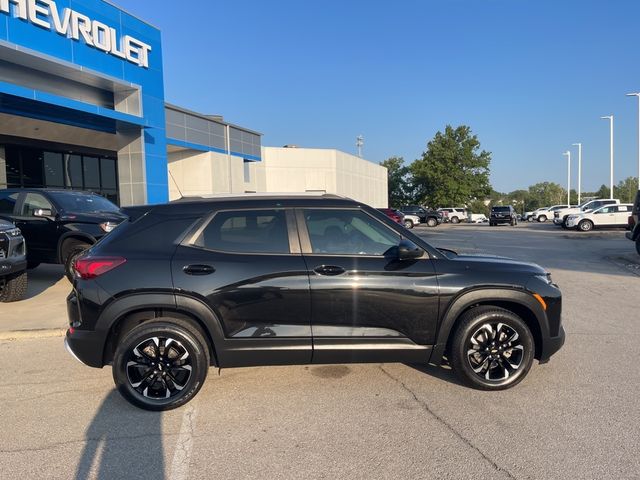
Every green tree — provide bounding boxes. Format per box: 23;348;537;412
410;125;492;207
526;182;566;209
614;177;639;203
380;156;412;207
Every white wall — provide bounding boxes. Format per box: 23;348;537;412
168;149;247;200
252;147;388;208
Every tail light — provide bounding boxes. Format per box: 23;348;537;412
74;256;126;279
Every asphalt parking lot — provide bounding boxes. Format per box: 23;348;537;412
0;222;638;479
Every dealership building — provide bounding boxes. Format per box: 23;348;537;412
0;0;386;207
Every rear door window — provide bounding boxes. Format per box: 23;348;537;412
195;209;291;254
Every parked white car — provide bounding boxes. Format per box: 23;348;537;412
468;213;488;223
402;213;420;229
566;204;633;231
437;207;467;224
533;204;570;223
553;199;620;227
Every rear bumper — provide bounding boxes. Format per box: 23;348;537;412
65;329;104;368
490;217;513;224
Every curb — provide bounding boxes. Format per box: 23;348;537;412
0;328;66;341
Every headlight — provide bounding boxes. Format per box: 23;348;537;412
3;228;22;237
534;273;554;285
99;222;119;233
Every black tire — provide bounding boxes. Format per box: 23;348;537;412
561;216;569;229
538;215;547;223
511;218;516;226
0;271;28;302
404;219;414;229
578;220;593;232
449;306;534;390
426;217;438;227
451;216;460;224
636;238;640;256
27;261;40;270
527;217;533;223
61;239;91;282
113;318;210;411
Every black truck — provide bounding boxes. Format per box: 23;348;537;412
0;219;27;302
0;189;127;279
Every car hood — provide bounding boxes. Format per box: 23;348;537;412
59;211;128;223
438;249;546;275
0;219;16;231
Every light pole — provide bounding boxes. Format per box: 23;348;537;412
600;115;614;197
563;151;571;206
572;143;582;204
626;93;640;190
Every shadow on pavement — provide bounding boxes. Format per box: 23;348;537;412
24;265;65;299
405;361;465;388
75;390;165;480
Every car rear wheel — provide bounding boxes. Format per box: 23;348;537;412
61;239;91;282
449;306;534;390
0;271;28;302
578;219;593;232
451;216;460;224
404;219;414;229
538;215;547;222
527;217;533;222
113;319;210;411
426;217;438;227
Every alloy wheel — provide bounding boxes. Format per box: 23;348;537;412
125;336;193;400
466;322;524;381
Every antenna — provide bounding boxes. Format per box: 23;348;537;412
356;135;364;158
168;169;184;200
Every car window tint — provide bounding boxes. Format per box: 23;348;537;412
303;209;400;255
20;193;53;216
0;191;19;214
196;209;290;254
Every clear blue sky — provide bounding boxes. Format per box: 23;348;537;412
116;0;640;193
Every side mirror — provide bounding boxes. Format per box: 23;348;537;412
397;239;423;260
33;208;53;218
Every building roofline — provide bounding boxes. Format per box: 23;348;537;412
165;103;262;136
100;0;161;30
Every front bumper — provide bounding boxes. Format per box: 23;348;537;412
539;325;566;363
0;255;26;276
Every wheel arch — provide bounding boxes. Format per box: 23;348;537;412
429;288;548;365
100;294;224;367
57;232;97;262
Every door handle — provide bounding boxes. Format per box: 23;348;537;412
183;264;215;275
314;265;346;276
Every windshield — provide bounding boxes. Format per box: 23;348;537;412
49;192;120;213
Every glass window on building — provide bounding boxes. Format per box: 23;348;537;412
2;145;119;204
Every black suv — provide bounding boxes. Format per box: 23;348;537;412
399;205;443;227
0;219;27;302
0;189;126;278
490;205;517;226
65;195;564;410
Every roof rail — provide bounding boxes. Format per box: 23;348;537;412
177;192;347;200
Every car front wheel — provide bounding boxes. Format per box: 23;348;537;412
578;220;593;232
0;271;28;302
449;306;534;390
538;215;547;222
404;219;414;229
61;239;91;282
450;216;460;224
113;319;210;411
426;217;438;227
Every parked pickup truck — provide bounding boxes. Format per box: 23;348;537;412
0;219;27;302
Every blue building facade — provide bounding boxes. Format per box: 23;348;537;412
0;0;261;205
